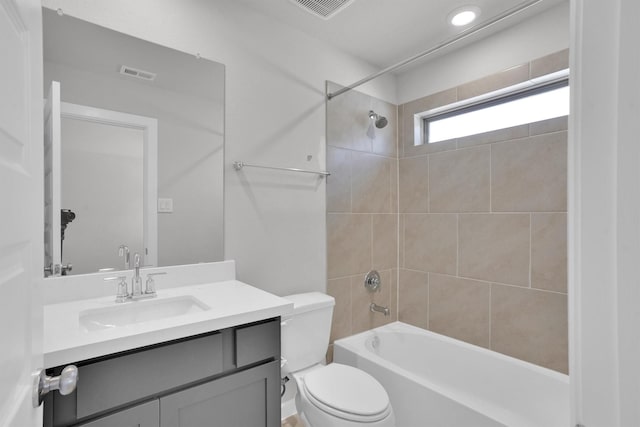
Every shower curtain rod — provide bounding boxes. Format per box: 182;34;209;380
326;0;544;100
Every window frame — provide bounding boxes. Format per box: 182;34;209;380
417;74;569;145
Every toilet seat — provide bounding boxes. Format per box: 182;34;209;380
301;363;392;423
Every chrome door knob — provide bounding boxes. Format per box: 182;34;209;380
32;365;78;407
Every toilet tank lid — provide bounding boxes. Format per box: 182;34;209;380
283;292;335;315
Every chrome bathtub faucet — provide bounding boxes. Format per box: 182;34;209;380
370;302;390;316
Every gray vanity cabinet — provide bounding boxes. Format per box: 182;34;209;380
160;360;280;427
45;318;281;427
77;401;159;427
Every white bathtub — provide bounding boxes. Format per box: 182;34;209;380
334;322;569;427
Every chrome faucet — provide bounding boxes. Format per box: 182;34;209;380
370;303;390;316
131;253;143;298
104;255;165;303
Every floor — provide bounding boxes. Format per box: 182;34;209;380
281;414;305;427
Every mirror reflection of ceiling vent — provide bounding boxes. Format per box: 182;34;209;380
290;0;356;19
119;65;156;81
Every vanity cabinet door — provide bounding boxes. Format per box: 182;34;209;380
160;360;280;427
76;332;223;419
77;400;159;427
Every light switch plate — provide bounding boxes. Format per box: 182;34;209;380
157;198;173;213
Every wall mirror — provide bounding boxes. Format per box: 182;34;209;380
42;7;225;277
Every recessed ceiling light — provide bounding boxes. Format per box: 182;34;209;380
448;6;480;27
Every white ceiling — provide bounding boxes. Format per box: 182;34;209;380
235;0;567;69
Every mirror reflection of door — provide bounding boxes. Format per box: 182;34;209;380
44;81;61;276
61;117;144;275
49;100;159;276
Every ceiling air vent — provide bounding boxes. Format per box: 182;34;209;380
119;65;156;81
290;0;356;20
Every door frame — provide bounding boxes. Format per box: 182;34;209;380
60;102;159;268
569;0;640;425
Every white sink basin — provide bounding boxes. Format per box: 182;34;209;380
80;296;210;332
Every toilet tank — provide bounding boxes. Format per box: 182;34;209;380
281;292;335;374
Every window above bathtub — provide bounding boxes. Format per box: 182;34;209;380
414;69;570;145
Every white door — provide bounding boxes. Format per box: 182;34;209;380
44;81;61;276
0;0;44;425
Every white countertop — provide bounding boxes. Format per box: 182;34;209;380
44;280;293;368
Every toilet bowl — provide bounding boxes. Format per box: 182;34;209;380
281;292;395;427
293;363;394;427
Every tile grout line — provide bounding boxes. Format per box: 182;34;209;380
348;270;353;337
370;214;373;275
489;144;492;213
394;269;567;296
395;119;401;317
427;154;431;214
426;272;430;330
348;149;353;213
329;269;396;282
400;211;567;215
389;153;392;215
456;213;460;276
529;213;532;288
489;283;492;351
400;214;404;271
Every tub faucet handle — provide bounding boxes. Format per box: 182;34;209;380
364;270;381;292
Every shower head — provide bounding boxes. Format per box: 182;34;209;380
368;110;388;129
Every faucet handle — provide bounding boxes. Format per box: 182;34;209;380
104;275;129;303
144;272;166;295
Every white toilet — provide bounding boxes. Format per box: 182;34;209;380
281;292;395;427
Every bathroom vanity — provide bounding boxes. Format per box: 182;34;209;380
44;319;280;426
42;262;292;427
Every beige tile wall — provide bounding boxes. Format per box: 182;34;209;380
326;49;569;373
326;82;399;361
396;50;569;373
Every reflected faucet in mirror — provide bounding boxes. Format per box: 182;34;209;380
118;245;130;270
